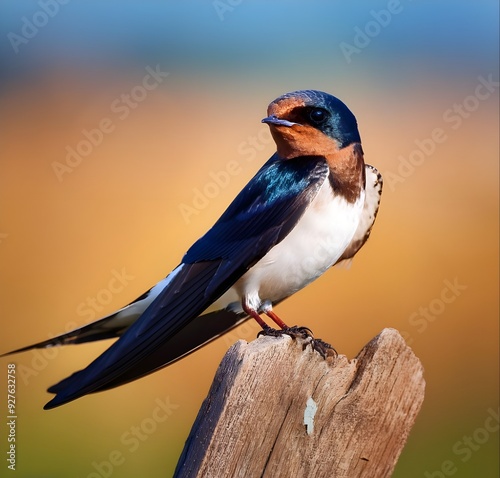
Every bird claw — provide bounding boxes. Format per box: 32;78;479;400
258;325;337;359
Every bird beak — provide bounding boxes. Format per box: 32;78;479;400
261;115;298;127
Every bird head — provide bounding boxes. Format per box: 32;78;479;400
262;90;361;159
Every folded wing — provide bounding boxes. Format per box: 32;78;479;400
44;155;329;409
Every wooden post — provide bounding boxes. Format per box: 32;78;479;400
174;328;425;478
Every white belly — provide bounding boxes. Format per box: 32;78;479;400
232;178;365;311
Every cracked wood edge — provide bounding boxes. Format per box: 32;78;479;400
174;328;425;478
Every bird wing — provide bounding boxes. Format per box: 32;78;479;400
44;155;329;409
47;307;248;394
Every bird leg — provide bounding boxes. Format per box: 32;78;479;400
242;301;273;331
241;299;337;359
242;298;289;330
263;309;289;329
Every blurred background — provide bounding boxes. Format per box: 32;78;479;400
0;1;498;476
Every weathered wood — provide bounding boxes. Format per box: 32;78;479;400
174;328;425;478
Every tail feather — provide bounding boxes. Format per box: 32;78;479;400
2;275;175;357
47;308;247;395
0;314;128;357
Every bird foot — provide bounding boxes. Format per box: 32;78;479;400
258;325;337;359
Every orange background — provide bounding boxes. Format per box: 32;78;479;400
0;2;498;477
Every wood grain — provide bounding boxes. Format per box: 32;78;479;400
174;328;425;478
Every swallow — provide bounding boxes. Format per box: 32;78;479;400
3;90;382;409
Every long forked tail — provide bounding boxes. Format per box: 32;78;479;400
1;312;130;357
1;274;176;357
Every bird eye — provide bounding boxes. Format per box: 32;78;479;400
309;108;328;124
